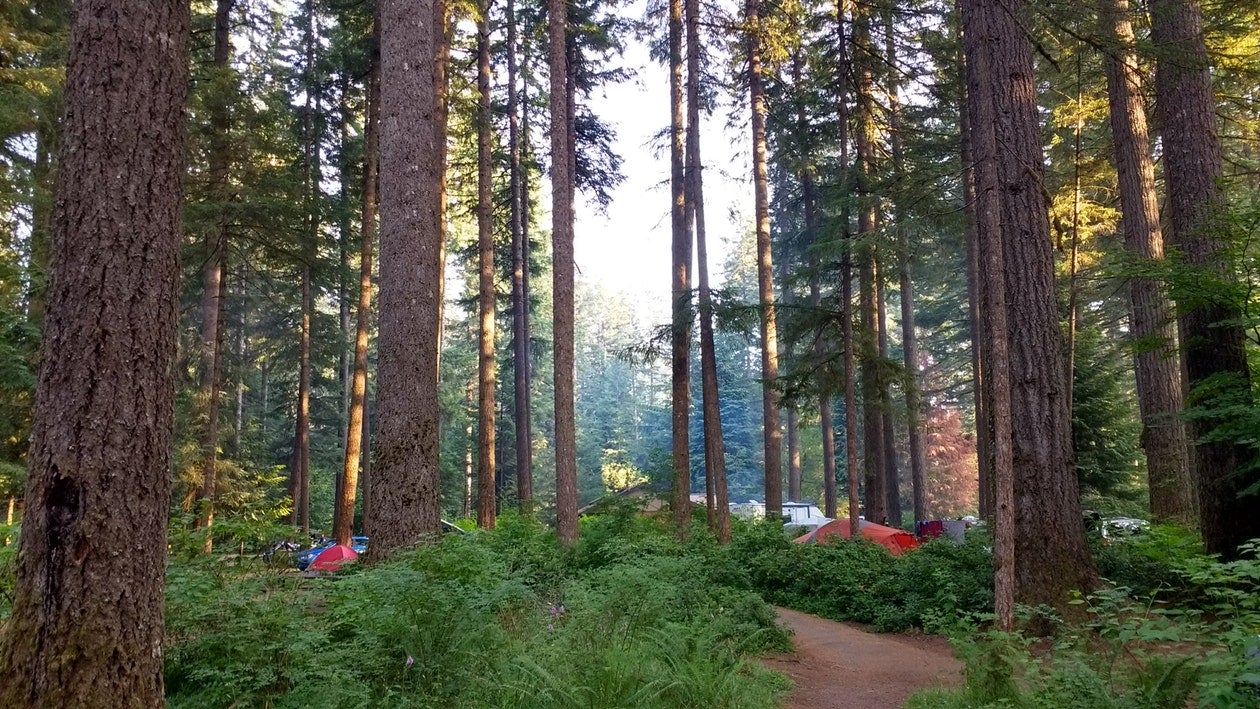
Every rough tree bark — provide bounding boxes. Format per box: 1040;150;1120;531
959;0;1016;629
686;0;731;542
967;0;1097;613
670;0;692;538
195;0;236;547
367;0;446;560
335;28;379;547
1150;0;1259;555
1100;0;1192;523
747;0;783;518
549;0;579;545
507;0;533;508
854;1;885;525
0;0;189;702
476;4;497;530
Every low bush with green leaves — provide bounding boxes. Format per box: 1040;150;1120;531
907;539;1260;708
717;518;994;633
164;514;791;707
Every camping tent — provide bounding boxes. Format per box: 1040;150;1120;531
793;518;920;556
309;543;358;571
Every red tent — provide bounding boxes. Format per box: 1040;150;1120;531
309;543;358;571
793;518;920;556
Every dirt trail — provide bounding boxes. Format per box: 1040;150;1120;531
759;607;962;709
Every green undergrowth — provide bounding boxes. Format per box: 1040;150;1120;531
906;539;1260;708
163;512;791;708
719;518;995;633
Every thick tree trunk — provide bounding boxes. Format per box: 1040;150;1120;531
1100;0;1192;523
368;0;446;559
747;0;783;518
195;0;234;548
1150;0;1259;555
669;0;692;538
0;0;189;702
959;0;1016;629
507;0;533;509
686;0;730;542
967;0;1098;613
549;0;579;545
335;32;379;547
476;6;497;530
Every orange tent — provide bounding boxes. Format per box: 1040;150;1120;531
793;518;920;556
309;543;359;571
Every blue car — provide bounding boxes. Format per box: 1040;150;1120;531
295;536;369;571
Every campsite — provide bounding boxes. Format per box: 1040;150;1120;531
3;0;1260;704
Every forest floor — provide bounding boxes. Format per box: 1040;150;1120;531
759;607;963;708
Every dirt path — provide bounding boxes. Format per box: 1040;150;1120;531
759;607;962;709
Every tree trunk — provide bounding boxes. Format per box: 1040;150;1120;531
959;0;1016;629
195;0;234;549
833;0;859;530
434;7;452;374
669;0;692;538
367;0;446;559
0;0;188;702
746;0;783;518
855;2;885;524
507;0;533;509
803;171;837;518
294;265;312;534
960;58;993;521
334;29;379;547
549;0;579;545
879;280;900;526
1150;0;1258;555
787;408;801;501
1100;0;1192;523
686;0;730;542
885;19;927;526
292;0;318;536
232;270;246;459
476;5;497;530
338;78;354;465
967;0;1098;613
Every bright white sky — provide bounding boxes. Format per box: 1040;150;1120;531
572;15;750;326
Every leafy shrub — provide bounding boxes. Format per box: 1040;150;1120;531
1092;523;1205;599
164;518;791;707
719;519;994;632
909;543;1260;708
